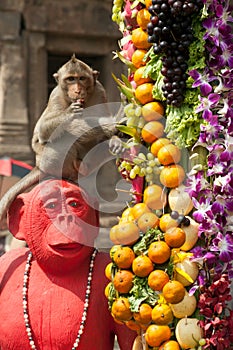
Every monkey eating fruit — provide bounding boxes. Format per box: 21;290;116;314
0;55;119;222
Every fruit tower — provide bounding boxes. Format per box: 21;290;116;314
105;1;233;349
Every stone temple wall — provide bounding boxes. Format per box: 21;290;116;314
0;0;129;250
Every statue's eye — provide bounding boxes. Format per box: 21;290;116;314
79;76;87;81
69;200;81;208
45;202;57;209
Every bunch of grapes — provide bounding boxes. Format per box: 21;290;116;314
147;0;203;107
118;151;163;184
124;103;145;129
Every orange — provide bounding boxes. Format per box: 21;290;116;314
113;246;135;269
132;255;154;277
141;121;164;143
105;262;113;280
159;340;181;350
151;303;173;325
125;319;141;332
162;280;186;304
120;207;135;222
136;8;151;30
151;138;171;157
135;83;154;105
142;101;164;122
137;212;159;233
157;144;181;165
131;202;151;219
132;49;148;68
131;27;152;50
159;213;178;232
112;221;140;245
143;184;167;210
111;297;133;321
113;269;134;294
148;241;171;264
133;303;152;324
134;66;153;86
145;324;172;347
147;269;170;291
160;164;185;188
164;227;186;248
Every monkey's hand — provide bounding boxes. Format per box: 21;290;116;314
70;99;84;115
109;135;125;155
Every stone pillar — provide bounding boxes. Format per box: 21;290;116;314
0;9;31;161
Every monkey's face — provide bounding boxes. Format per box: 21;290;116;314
63;73;95;103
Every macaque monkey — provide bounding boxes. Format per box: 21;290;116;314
0;55;118;222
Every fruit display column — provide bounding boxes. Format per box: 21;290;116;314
105;1;233;350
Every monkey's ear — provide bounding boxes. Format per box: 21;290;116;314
92;70;100;83
7;195;27;241
53;72;59;83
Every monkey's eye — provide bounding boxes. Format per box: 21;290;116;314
79;76;87;81
66;76;76;82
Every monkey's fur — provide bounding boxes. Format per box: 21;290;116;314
0;55;117;222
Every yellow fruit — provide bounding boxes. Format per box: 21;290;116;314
174;257;199;286
162;280;185;304
125;320;141;332
132;255;154;277
135;83;154;105
136;8;151;30
131;202;151;219
159;340;181;350
137;212;159;233
145;0;152;8
112;222;140;245
141;121;164;143
170;290;197;318
131;27;152;50
104;282;112;298
143;184;167;210
113;246;135;269
145;324;171;347
180;217;199;251
120;207;135;222
109;225;120;244
151;303;173;325
159;213;178;232
168;184;194;215
105;262;113;280
141;101;164;122
175;318;203;349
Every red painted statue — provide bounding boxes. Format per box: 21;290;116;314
0;179;136;349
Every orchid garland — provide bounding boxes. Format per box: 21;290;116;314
186;0;233;348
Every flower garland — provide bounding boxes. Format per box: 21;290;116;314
109;0;233;349
185;1;233;348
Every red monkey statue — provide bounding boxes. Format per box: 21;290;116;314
0;179;136;349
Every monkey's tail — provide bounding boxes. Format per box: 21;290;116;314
0;167;41;223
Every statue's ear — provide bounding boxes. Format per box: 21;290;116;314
7;194;28;241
